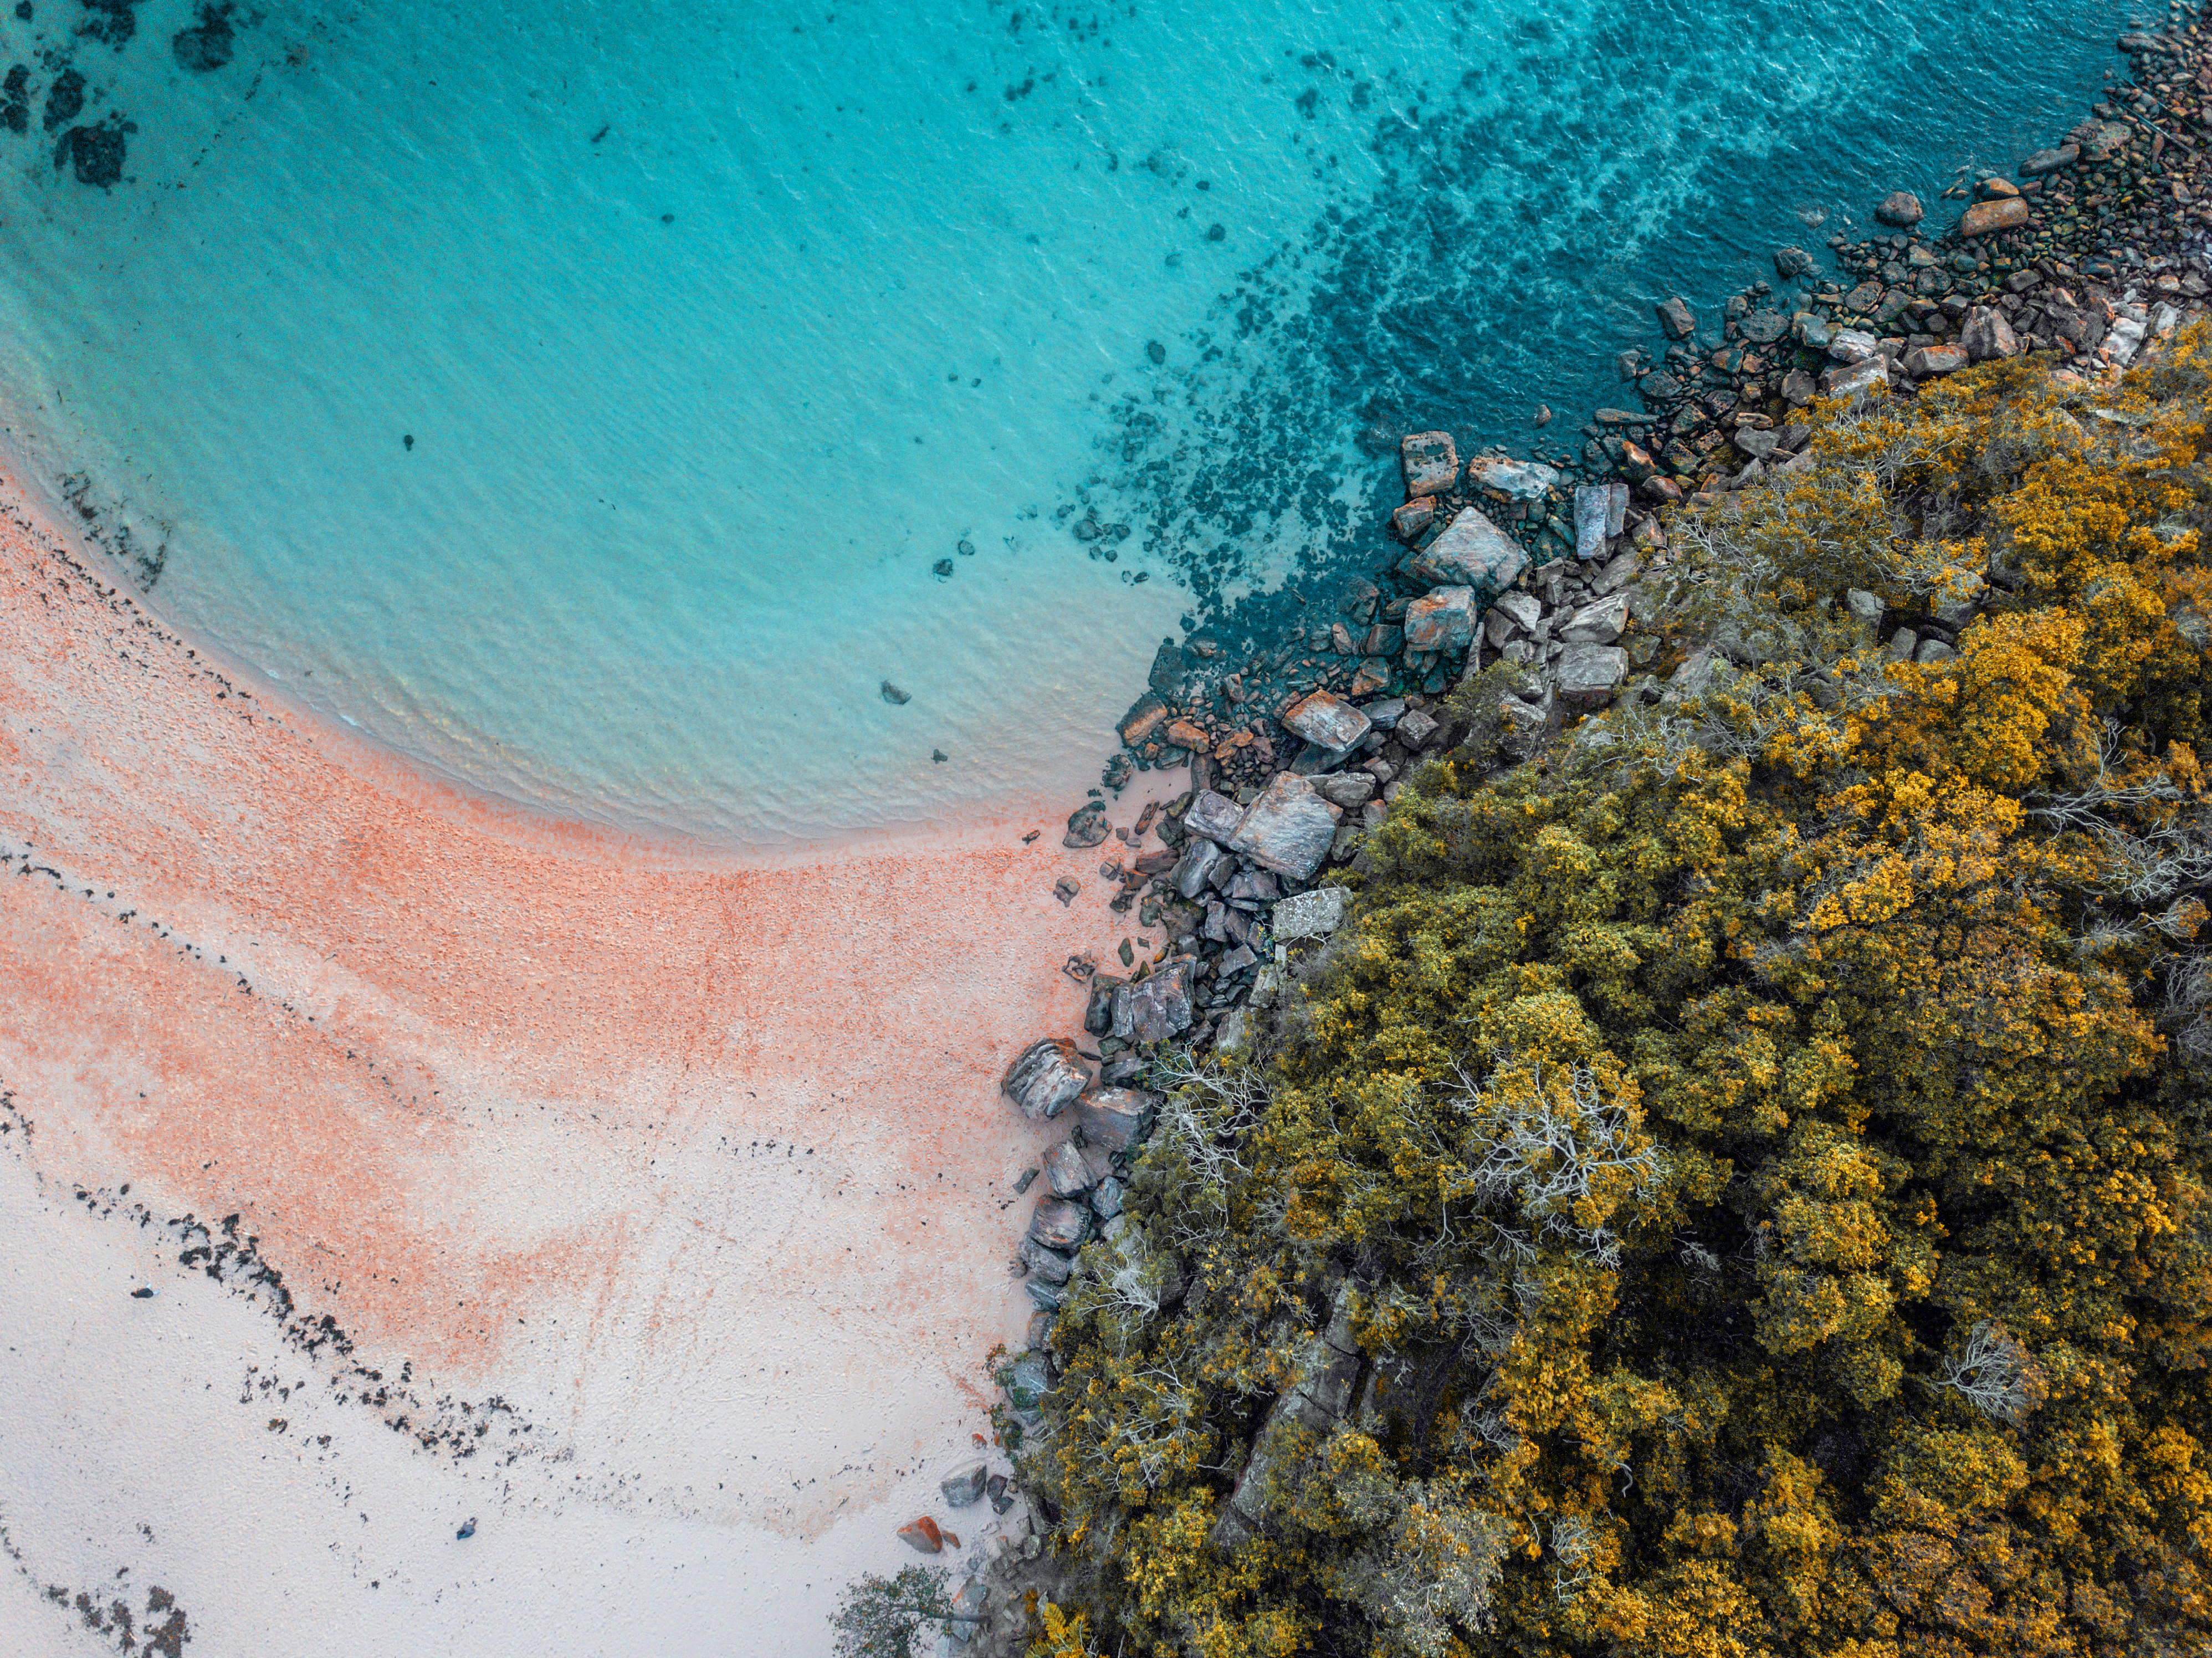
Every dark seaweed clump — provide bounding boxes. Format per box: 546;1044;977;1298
1;64;27;132
171;2;233;73
53;114;126;187
75;0;139;47
40;63;79;130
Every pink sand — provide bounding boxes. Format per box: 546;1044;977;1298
0;468;1164;1650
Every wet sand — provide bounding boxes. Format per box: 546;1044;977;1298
0;469;1159;1651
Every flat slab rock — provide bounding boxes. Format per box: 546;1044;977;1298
1181;789;1245;846
1227;773;1341;884
1403;508;1525;599
1001;1037;1092;1120
1273;885;1350;941
1280;689;1371;752
1465;457;1559;500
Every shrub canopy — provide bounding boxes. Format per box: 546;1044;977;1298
1029;336;2212;1658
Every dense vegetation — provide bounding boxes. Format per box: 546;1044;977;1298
1024;335;2212;1658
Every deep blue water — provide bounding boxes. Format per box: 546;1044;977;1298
0;0;2142;842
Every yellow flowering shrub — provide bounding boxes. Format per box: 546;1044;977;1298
1025;330;2212;1658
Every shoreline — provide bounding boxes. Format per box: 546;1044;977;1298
0;462;1186;1649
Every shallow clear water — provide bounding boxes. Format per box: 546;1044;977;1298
0;0;2139;844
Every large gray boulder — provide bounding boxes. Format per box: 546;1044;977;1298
1181;789;1245;846
1402;586;1478;652
1170;836;1232;899
1465;457;1559;500
1028;1195;1092;1253
1573;483;1627;560
1001;1038;1091;1120
1554;642;1629;707
1280;689;1371;752
1021;1237;1075;1285
1043;1139;1097;1198
1559;592;1630;645
1112;958;1196;1043
1272;886;1350;941
1227;774;1341;883
1403;508;1526;599
1074;1086;1155;1153
1960;308;2020;361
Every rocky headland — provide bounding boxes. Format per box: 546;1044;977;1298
877;13;2212;1651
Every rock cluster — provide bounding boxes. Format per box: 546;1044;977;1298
962;18;2212;1645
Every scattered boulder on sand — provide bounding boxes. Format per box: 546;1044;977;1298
1001;1038;1090;1120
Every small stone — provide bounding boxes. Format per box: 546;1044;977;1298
1112;958;1196;1043
1165;718;1210;750
1400;431;1459;498
1402;586;1478;652
1090;1176;1124;1220
1532;403;1553;426
1397;707;1441;749
1781;369;1817;406
948;1581;989;1645
1280;690;1373;752
1465;457;1561;500
940;1463;990;1508
1819;357;1890;401
1001;1038;1092;1120
1573;483;1626;561
2020;144;2079;176
897;1516;945;1554
1063;802;1110;848
1559;593;1631;645
1117;693;1170;746
1959;197;2030;238
1272;886;1350;941
1170;836;1232;899
1874;190;1923;226
1739;310;1789;345
1827;327;1880;364
1655;295;1697;338
1773;245;1816;279
880;680;912;705
1053;877;1079;905
1311;770;1376;808
1977;176;2019;199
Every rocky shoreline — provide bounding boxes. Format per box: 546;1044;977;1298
874;12;2212;1647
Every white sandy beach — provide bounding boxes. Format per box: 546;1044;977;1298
0;469;1166;1655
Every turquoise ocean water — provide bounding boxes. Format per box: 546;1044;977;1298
0;0;2142;845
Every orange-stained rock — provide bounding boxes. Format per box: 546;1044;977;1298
1960;196;2030;237
897;1516;944;1553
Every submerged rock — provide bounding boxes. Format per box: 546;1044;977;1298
1465;457;1559;500
1399;431;1459;497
